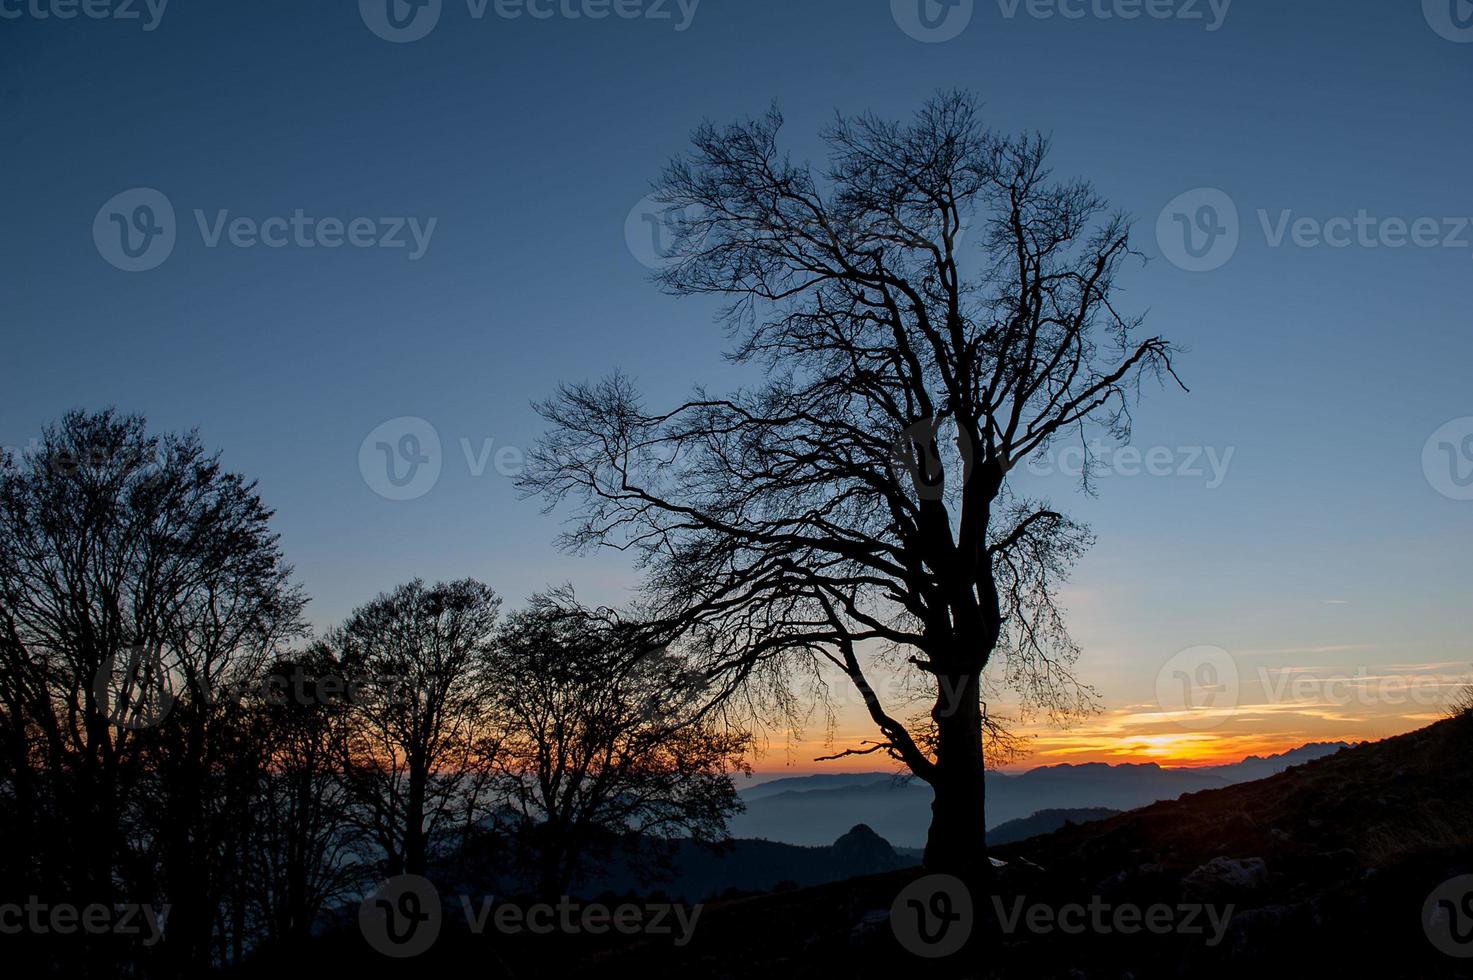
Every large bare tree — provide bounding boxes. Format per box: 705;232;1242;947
0;409;305;975
525;92;1180;877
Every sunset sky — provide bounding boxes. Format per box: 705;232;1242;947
4;1;1470;773
762;637;1471;774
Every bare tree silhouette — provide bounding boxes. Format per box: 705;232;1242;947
242;648;369;947
491;594;748;898
334;578;502;877
0;409;305;976
525;92;1181;877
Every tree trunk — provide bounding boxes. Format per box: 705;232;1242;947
405;760;428;876
922;670;988;882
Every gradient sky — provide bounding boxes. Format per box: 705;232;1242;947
3;0;1470;773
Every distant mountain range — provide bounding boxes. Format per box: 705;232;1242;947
564;808;1127;902
731;743;1351;848
572;824;911;903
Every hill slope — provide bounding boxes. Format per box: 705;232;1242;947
231;721;1467;978
985;807;1121;846
587;714;1473;978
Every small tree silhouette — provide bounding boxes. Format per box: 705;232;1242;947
491;593;748;898
334;578;502;877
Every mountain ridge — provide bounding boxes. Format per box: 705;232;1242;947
732;741;1351;847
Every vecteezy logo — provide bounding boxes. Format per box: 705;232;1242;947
359;417;442;500
1424;875;1473;957
889;417;974;502
1155;645;1239;729
1156;188;1240;272
360;875;442;958
93;188;176;272
1424;0;1473;42
624;194;705;271
1422;417;1473;501
93;643;176;730
890;874;972;957
891;0;974;42
360;0;442;42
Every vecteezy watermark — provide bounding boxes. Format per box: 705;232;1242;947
94;642;176;730
817;663;977;722
890;418;975;502
3;435;168;478
1156;653;1473;724
1423;417;1473;501
893;0;1229;42
1155;645;1239;729
359;0;700;42
1157;188;1473;272
0;898;168;946
1425;876;1473;958
626;191;941;274
459;895;702;944
991;895;1234;945
92;644;405;731
1256;209;1473;256
0;0;168;30
359;0;442;42
1156;188;1240;273
360;876;442;958
1255;665;1473;709
359;875;702;957
358;417;527;501
891;0;975;42
1025;441;1235;489
1424;0;1473;43
93;188;437;272
360;417;442;501
93;188;177;272
624;193;706;271
891;874;973;957
996;0;1231;31
888;877;1234;956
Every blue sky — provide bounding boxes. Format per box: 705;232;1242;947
3;0;1470;766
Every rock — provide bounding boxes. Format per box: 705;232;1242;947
848;908;891;946
1181;856;1269;901
1095;868;1132;898
1224;904;1297;957
1301;847;1359;875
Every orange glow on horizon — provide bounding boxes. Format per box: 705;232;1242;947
743;727;1397;779
739;681;1461;780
